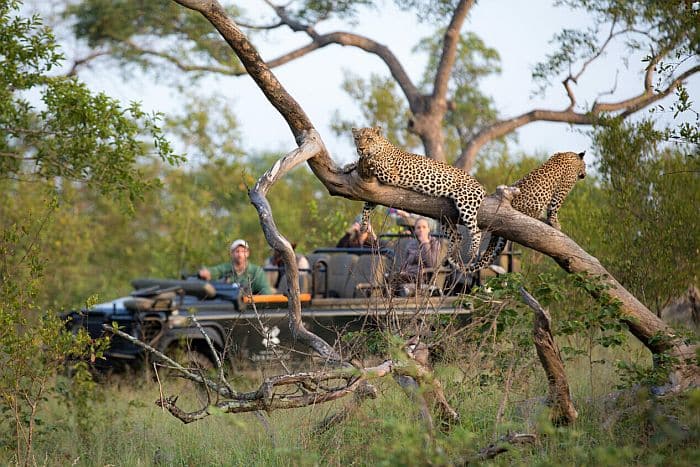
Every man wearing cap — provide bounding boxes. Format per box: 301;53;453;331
198;239;274;295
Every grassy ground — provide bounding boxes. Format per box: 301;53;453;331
2;342;699;466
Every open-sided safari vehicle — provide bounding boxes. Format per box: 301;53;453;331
64;234;520;372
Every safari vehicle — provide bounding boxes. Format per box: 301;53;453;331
64;234;520;371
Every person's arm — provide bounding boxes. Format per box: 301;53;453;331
201;262;230;280
336;233;351;248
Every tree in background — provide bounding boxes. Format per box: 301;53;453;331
588;117;699;313
0;1;173;463
60;0;698;170
135;0;698;398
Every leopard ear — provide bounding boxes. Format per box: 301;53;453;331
373;125;383;135
578;151;585;159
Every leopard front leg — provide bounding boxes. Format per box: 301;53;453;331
454;187;485;266
546;190;567;230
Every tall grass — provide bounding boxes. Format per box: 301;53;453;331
3;340;698;466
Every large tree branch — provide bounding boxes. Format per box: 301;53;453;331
455;63;700;170
432;0;474;104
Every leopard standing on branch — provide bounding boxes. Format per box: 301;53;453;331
482;151;587;267
351;126;497;273
510;151;586;230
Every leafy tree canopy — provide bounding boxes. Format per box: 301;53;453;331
1;0;178;206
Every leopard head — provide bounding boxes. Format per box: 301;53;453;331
577;151;586;179
352;126;384;157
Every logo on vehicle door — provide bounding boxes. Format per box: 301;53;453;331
262;326;280;349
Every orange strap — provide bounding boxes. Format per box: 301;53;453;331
242;293;311;304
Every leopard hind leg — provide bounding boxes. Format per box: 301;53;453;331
465;235;507;273
445;228;507;274
359;202;376;232
444;222;466;272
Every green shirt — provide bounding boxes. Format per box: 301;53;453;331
206;262;274;295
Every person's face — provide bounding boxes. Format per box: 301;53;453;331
414;220;430;241
230;246;249;267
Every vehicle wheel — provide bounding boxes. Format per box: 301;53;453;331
157;347;217;412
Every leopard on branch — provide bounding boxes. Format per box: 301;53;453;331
483;151;587;266
351;126;499;274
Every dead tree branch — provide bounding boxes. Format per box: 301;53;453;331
150;348;456;426
471;432;538;462
520;288;578;425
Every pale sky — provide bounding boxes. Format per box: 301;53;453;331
63;1;699;167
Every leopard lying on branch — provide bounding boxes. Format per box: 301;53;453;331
351;126;499;273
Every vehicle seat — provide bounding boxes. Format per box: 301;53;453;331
264;266;280;291
306;252;330;297
352;252;390;298
276;269;312;295
325;253;359;298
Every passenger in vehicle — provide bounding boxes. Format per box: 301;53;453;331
393;217;442;296
198;239;274;295
336;215;379;248
264;242;310;289
388;208;439;234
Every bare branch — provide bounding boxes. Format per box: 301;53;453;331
249;134;343;361
571;21;624;83
120;38;244;75
103;324;233;397
472;432;538;461
594;62;698;116
456;63;700;170
190;315;235;395
432;0;475;104
236;20;284;31
520;287;578;425
66;50;111;76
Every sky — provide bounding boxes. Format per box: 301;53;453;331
59;1;699;167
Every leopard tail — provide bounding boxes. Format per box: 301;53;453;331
445;231;507;274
